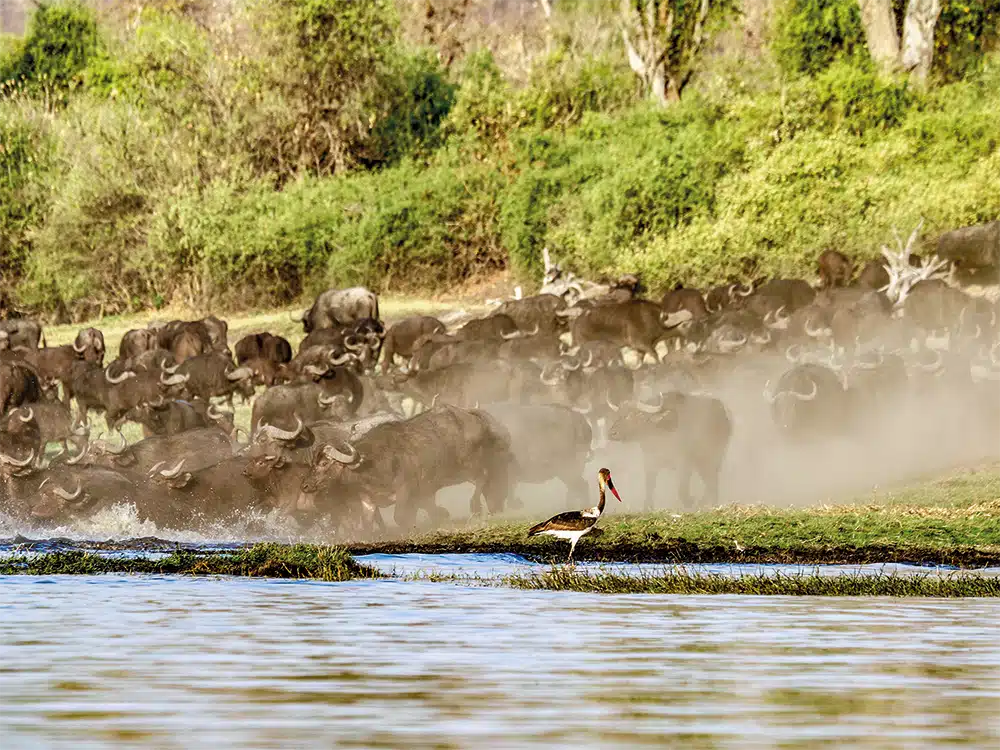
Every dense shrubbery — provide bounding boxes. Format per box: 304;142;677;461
0;0;998;317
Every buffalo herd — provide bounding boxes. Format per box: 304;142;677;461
0;248;998;536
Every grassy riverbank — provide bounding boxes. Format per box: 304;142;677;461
351;467;1000;567
0;543;382;581
502;568;1000;596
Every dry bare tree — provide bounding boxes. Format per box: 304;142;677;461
618;0;733;105
857;0;943;83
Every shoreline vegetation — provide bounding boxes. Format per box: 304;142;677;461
3;545;999;597
0;544;383;581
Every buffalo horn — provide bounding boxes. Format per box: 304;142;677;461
605;395;621;412
162;363;180;374
500;329;522;340
561;357;581;372
261;415;305;441
804;317;827;338
317;392;342;407
539;364;562;386
344;335;365;353
303;364;327;377
661;309;693;328
106;368;135;384
0;449;34;467
105;430;127;455
226;367;254;381
635;394;664;413
785;344;803;364
762;379;778;404
789;380;818;401
571;398;593;415
66;443;88;465
322;441;359;466
329;352;354;366
160;371;189;386
17;407;33;423
159;458;187;479
50;480;83;502
72;340;87;353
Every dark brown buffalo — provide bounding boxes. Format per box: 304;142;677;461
903;280;969;331
127;398;216;438
7;464;152;526
297;404;512;529
175;352;254;404
705;282;755;313
299;287;379;333
497;331;561;363
234;332;293;366
0;406;42;461
570;301;677;359
857;259;890;290
202;315;229;351
0;361;42;416
494;295;567;335
104;366;188;427
13;401;84;447
21;343;92;403
119;328;159;361
155;320;216;363
147;456;269;525
817;249;854;289
456;314;519;341
608;391;731;510
392;361;514;408
380;316;447;369
251;383;345;433
87;426;235;475
763;363;851;436
660;286;710;326
408;332;458;371
72;327;105;365
0;319;43;350
745;279;817;317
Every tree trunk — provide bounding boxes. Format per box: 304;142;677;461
900;0;942;83
857;0;900;74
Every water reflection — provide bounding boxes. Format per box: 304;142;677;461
2;575;999;748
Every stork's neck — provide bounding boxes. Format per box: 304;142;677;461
596;481;606;515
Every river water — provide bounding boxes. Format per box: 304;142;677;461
2;552;999;748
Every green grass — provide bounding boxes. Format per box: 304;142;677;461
501;568;1000;596
350;467;1000;567
0;543;382;581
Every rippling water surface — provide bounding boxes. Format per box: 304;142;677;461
2;552;999;748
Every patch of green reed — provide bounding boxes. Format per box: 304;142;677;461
503;568;1000;597
0;543;382;581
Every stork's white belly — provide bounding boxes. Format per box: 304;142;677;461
540;529;590;542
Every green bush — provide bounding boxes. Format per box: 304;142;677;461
0;102;52;285
771;0;867;76
0;2;100;97
934;0;1000;81
811;61;914;134
147;157;506;306
364;47;457;166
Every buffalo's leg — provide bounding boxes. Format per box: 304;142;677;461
700;459;722;508
641;451;657;511
677;462;694;511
